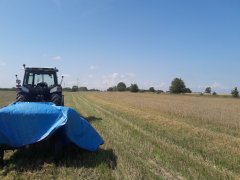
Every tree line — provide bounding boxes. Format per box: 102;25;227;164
107;78;190;94
66;77;240;98
106;78;240;98
107;82;164;93
68;86;100;92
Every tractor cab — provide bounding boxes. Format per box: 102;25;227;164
24;68;58;88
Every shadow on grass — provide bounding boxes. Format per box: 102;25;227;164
84;116;103;123
1;144;117;175
1;115;114;175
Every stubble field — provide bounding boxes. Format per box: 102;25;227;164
0;91;240;179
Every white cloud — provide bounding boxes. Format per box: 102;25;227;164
0;61;6;67
143;81;167;90
61;74;71;78
88;74;93;78
111;73;120;79
125;73;136;78
89;65;96;70
102;72;136;87
197;82;229;93
144;82;155;86
82;82;89;86
211;82;222;89
198;82;223;89
52;56;62;60
67;81;77;86
159;82;166;88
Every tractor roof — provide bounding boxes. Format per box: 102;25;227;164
25;67;59;72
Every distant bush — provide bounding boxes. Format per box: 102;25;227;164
117;82;127;91
130;84;139;93
89;89;100;92
205;87;212;94
79;87;88;91
126;87;131;91
0;88;16;91
139;90;145;93
107;86;118;92
156;90;164;94
231;87;239;98
107;87;114;92
63;87;72;92
212;92;217;96
185;88;192;93
149;87;155;92
72;86;78;92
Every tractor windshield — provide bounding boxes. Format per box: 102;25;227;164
24;72;57;87
34;74;55;87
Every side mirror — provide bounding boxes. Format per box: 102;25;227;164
60;76;64;85
16;79;21;84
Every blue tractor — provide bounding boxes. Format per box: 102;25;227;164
16;64;64;106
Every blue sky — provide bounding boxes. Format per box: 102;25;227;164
0;0;239;93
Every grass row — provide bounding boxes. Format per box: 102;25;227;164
70;92;239;179
0;91;239;179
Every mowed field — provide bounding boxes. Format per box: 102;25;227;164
1;91;240;179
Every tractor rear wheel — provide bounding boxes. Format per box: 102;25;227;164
51;94;62;106
16;94;28;102
61;95;64;106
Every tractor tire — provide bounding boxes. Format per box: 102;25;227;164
61;95;64;106
51;94;62;106
16;94;28;102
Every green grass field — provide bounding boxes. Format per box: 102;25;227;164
0;91;240;179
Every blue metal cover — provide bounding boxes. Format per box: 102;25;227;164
0;102;104;151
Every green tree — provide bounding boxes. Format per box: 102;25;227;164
130;84;139;93
205;87;212;94
185;88;192;93
149;87;155;92
117;82;127;91
169;78;186;94
107;87;114;92
231;87;239;98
